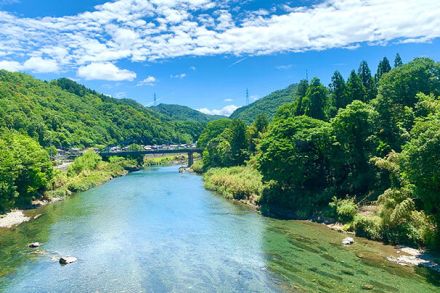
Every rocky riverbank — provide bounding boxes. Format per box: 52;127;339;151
0;211;31;228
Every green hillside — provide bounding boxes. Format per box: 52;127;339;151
0;72;199;148
230;84;298;123
151;103;224;123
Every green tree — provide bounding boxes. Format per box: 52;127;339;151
346;70;366;103
202;119;248;168
203;129;234;169
331;101;379;195
229;119;248;165
295;79;309;115
394;53;403;68
374;58;440;151
257;116;335;216
302;78;328;120
197;118;232;148
0;132;53;211
403;117;440;227
67;150;102;176
254;114;269;133
329;71;348;109
358;61;376;101
375;57;392;82
248;114;269;154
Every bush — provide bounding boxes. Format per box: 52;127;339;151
190;160;204;174
329;197;358;223
353;215;383;240
67;150;101;176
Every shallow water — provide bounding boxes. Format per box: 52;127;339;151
0;166;438;292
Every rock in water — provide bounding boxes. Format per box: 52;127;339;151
59;256;77;265
29;242;40;248
342;237;354;245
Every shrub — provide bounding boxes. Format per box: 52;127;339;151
329;197;358;223
190;160;204;174
67;150;101;176
353;215;383;240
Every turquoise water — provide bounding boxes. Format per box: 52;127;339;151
0;166;438;292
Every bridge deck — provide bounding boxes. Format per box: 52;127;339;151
100;148;202;157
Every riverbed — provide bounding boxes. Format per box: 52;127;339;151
0;166;438;292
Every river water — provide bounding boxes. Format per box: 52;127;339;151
0;166;438;292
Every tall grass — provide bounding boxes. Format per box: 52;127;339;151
203;166;263;202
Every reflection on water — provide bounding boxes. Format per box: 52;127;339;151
0;166;438;292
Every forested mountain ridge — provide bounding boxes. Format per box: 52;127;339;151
230;83;298;123
0;71;200;148
151;103;224;123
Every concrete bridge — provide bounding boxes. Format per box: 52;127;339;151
100;148;203;167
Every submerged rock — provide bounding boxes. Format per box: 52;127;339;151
29;242;41;248
59;256;77;265
342;237;354;245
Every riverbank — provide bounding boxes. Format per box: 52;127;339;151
202;165;440;274
0;151;141;229
0;211;30;229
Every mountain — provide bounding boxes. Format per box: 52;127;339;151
230;84;298;123
0;72;201;148
151;103;224;123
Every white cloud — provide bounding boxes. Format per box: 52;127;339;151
77;62;136;81
170;73;186;79
0;60;22;71
0;0;439;74
224;98;233;102
138;75;156;86
198;104;239;116
0;57;59;73
22;57;59;73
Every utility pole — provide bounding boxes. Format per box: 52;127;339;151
246;88;249;105
306;69;309;82
153;92;157;106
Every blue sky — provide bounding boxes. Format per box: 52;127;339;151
0;0;439;115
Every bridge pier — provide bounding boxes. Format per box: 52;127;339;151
187;151;194;167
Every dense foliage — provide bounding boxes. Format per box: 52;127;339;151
199;56;440;249
151;103;223;123
0;132;53;212
230;84;298;123
0;72;199;148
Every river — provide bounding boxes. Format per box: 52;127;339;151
0;166;438;292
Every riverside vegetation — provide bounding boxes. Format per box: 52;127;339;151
0;70;219;214
200;55;440;250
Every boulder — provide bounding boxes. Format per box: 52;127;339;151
29;242;40;248
342;237;354;245
59;256;77;265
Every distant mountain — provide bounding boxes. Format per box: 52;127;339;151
0;72;201;147
230;84;298;124
151;103;224;123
